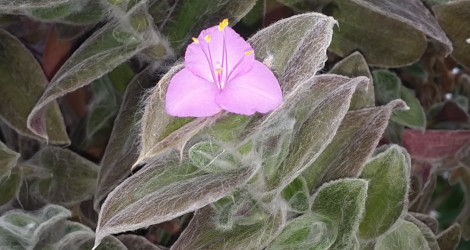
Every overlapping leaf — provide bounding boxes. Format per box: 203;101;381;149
434;0;470;69
172;203;284;250
94;67;156;211
302;100;407;190
375;220;428;250
310;179;368;250
27;12;170;142
95;149;258;247
27;146;99;206
0;28;68;144
358;145;411;240
326;0;428;67
329;51;375;110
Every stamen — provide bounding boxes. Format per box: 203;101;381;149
204;35;211;43
216;68;223;76
218;18;229;31
192;37;199;44
244;50;253;56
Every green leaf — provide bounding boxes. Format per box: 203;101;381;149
329;51;375;110
436;223;461;250
311;179;368;250
30;0;78;20
172;205;284;250
326;0;427;67
27;16;169;142
434;1;470;69
95;150;258;247
60;0;104;25
117;235;166;250
0;0;70;10
164;0;257;49
0;140;19;179
94;67;155;211
281;176;310;212
375;220;429;250
0;28;69;144
262;75;366;193
0;205;71;249
276;0;332;12
27;146;98;206
135;64;197;169
267;213;336;250
391;86;426;130
53;232;127;250
84;75;120;145
372;70;401;106
358;145;411;239
188;139;239;173
249;13;336;94
406;214;440;250
0;167;21;206
302;100;407;191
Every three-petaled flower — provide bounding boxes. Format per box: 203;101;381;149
165;19;283;117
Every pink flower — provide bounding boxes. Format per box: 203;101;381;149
165;19;283;117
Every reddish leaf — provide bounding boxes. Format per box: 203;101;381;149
403;129;470;160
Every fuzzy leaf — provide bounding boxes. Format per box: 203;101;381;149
406;214;439;250
0;167;21;206
436;223;461;250
373;70;401;105
95;150;257;247
0;205;71;249
391;86;426;130
302;100;407;191
27;146;98;206
373;69;426;129
281;176;310;213
329;51;375;110
135;64;196;169
172;205;283;250
54;232;127;250
402;129;470;161
0;28;68;144
375;220;429;250
326;0;428;67
83;75;120;145
449;167;470;240
0;140;19;179
117;235;166;250
27;17;170;142
267;213;336;250
165;0;257;49
434;0;470;69
0;0;70;10
263;75;366;193
249;13;336;94
94;67;156;211
311;179;368;250
358;145;411;239
410;212;439;233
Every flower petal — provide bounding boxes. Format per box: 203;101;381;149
216;61;282;115
185;25;255;83
165;68;222;117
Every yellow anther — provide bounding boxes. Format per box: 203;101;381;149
216;68;223;76
244;50;253;56
218;18;229;31
192;37;199;44
204;35;211;43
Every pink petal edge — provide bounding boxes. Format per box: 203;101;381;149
216;61;283;115
165;68;222;117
